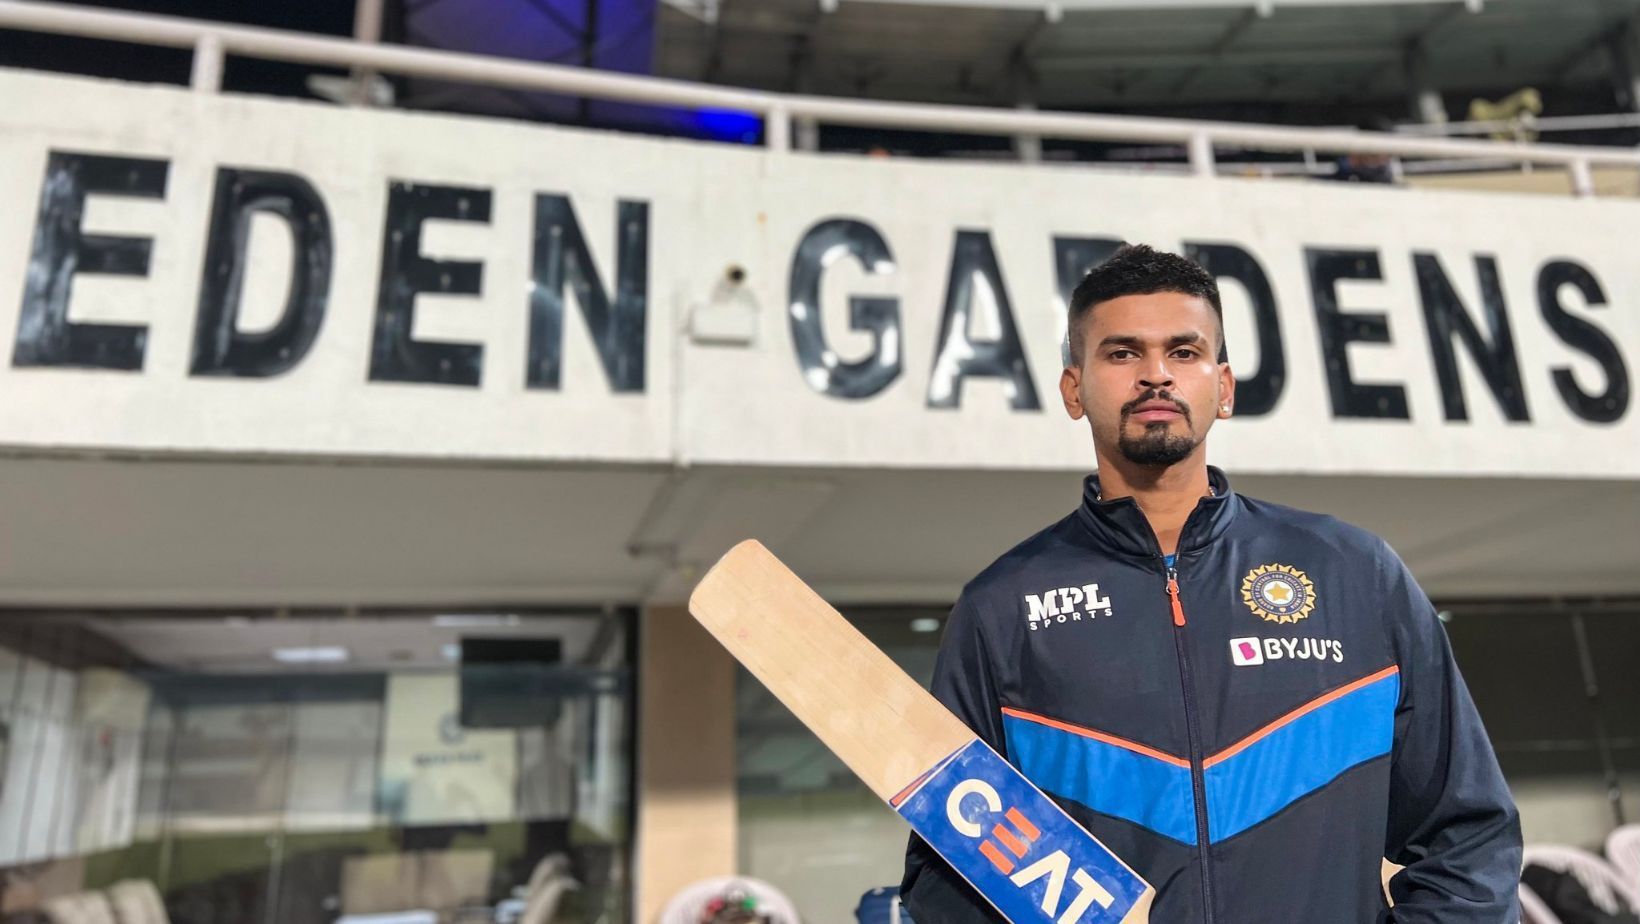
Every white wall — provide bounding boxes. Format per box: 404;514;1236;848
0;68;1635;479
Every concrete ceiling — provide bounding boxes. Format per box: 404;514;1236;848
0;453;1632;609
656;0;1637;112
76;613;610;674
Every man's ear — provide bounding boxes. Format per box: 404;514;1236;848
1215;361;1237;419
1060;365;1085;420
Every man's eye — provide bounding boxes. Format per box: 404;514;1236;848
1109;349;1136;360
1172;349;1198;359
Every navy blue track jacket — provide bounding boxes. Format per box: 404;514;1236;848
902;467;1522;923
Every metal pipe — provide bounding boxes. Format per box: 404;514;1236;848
766;104;791;152
189;32;223;92
348;0;385;106
4;0;1640;171
1570;159;1596;198
1187;131;1215;176
1570;612;1628;827
0;0;778;112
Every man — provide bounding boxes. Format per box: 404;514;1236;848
901;244;1521;922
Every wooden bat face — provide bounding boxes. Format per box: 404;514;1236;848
689;539;1154;924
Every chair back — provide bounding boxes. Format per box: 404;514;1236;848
1522;844;1640;915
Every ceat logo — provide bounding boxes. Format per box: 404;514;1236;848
946;779;1116;918
1230;637;1264;666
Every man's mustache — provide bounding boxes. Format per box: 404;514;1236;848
1121;390;1191;422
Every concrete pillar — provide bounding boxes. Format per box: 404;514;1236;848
349;0;385;106
790;36;820;153
1605;20;1640;112
1403;41;1447;127
1010;59;1042;164
633;604;738;922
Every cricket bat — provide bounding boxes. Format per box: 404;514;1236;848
688;539;1154;924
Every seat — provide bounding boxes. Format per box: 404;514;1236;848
41;892;118;924
517;853;579;924
105;880;170;924
1607;824;1640;892
1522;844;1640;918
1518;881;1563;924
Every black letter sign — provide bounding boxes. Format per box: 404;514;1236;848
787;218;902;399
369;182;492;387
526;195;648;393
1413;252;1530;422
191;167;332;378
1183;241;1286;417
1536;259;1630;423
1305;248;1409;419
1052;236;1123;366
927;230;1041;411
15;151;168;371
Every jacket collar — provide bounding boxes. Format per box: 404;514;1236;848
1074;465;1240;560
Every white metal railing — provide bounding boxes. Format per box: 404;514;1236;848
0;0;1633;197
666;0;1487;21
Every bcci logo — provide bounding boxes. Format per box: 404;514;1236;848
1241;563;1316;624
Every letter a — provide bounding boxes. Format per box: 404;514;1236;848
1011;849;1071;916
1057;868;1117;923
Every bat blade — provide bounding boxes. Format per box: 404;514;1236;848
689;539;1154;924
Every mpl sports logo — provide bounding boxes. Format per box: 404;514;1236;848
1230;636;1344;665
1023;583;1113;630
896;740;1148;923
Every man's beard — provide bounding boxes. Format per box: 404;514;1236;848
1116;389;1198;465
1118;424;1198;465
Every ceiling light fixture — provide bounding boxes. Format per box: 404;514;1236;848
272;646;350;664
432;614;520;628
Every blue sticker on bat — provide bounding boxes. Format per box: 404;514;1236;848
895;739;1149;924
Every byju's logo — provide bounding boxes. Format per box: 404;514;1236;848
946;779;1117;919
1230;637;1265;666
1230;636;1344;666
1024;583;1113;630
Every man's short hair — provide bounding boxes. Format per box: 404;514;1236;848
1065;244;1225;365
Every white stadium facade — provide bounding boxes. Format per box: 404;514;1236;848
0;0;1636;921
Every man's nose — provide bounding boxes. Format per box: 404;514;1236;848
1138;359;1174;389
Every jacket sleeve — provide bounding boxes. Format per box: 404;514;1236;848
1379;542;1523;923
900;591;1009;923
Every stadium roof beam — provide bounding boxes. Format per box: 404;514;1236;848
1404;35;1447;124
1603;16;1640;112
811;0;1481;11
703;0;731;82
1169;7;1264;96
1548;9;1640;83
1037;45;1397;72
1009;5;1059;63
1009;55;1042;162
1344;1;1472;99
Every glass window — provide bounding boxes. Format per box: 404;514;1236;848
735;606;945;923
0;608;634;924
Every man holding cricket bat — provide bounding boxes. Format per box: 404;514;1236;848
902;244;1523;922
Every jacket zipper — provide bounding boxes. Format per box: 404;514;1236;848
1167;564;1217;923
